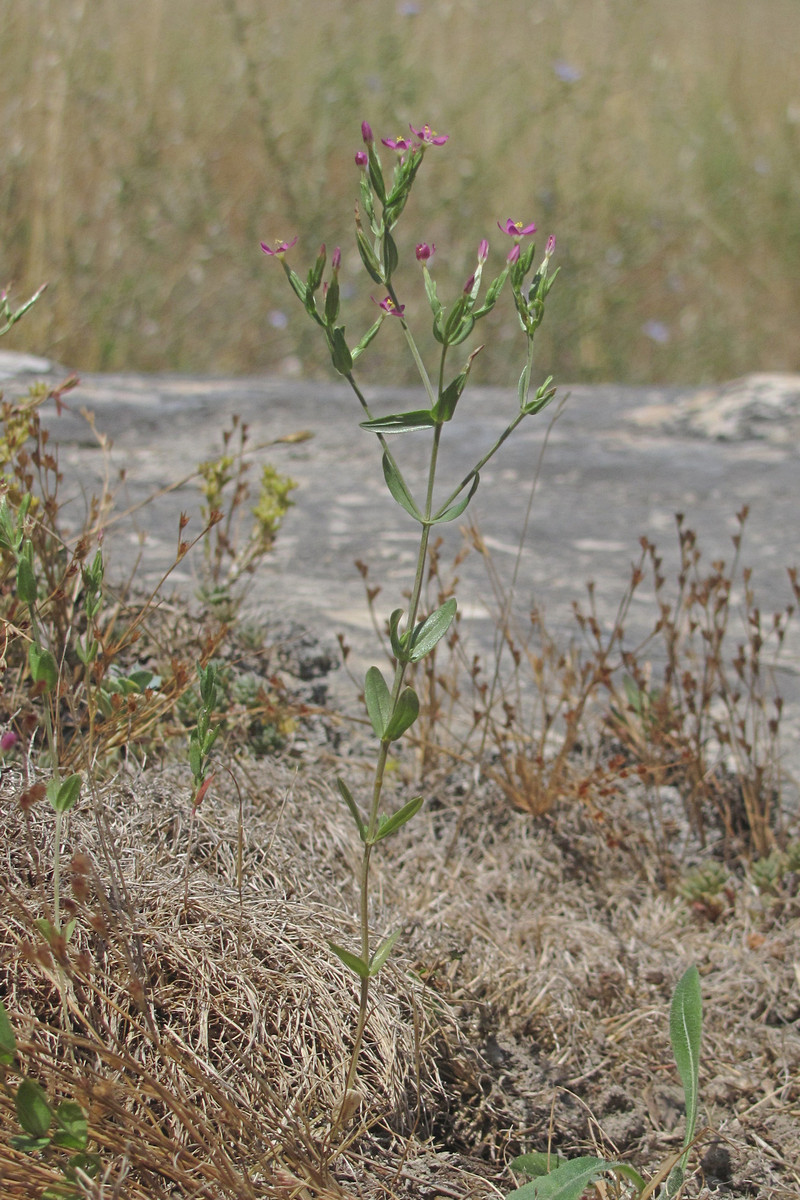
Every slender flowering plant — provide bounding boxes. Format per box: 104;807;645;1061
261;120;559;1128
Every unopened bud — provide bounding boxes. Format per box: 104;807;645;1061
361;121;374;145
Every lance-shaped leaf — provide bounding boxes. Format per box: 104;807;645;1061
329;941;370;980
404;597;457;661
371;794;424;844
16;549;37;606
282;261;310;308
51;1101;88;1152
433;346;483;423
365;666;392;738
0;998;17;1066
330;326;353;375
337;777;366;841
356;228;384;285
325;277;340;324
351;316;384;363
670;965;702;1170
382;453;423;522
522;376;557;417
382;229;399;279
366;144;386;204
46;774;82;815
473;265;510;318
360;410;436;434
506;1156;646;1200
16;1078;53;1139
388;608;406;661
431;473;480;524
422;265;442;320
28;643;58;690
368;929;401;976
383;686;419;741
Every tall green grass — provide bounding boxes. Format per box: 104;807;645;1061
2;0;799;384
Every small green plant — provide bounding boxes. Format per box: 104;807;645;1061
507;965;704;1199
197;415;301;613
0;998;99;1199
262;120;559;1120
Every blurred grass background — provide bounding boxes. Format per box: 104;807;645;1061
1;0;798;386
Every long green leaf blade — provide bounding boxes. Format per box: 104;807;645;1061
16;1078;52;1139
507;1156;646;1200
0;998;17;1065
407;597;457;661
382;687;419;741
670;965;703;1157
328;942;370;980
372;795;424;843
336;778;366;840
364;666;392;739
369;929;401;976
360;410;436;434
382;453;423;521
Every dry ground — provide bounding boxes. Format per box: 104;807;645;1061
1;659;798;1200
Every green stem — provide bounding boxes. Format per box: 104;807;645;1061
341;382;446;1104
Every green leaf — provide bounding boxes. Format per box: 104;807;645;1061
324;277;340;324
356;228;384;285
28;643;58;690
434;347;483;423
51;1101;88;1151
0;997;17;1065
368;929;401;976
11;1133;52;1153
670;965;703;1160
422;265;442;319
382;687;420;741
47;774;82;815
360;409;436;435
432;473;480;524
337;777;366;840
509;1153;566;1178
330;326;353;375
522;377;557;416
506;1156;646;1200
367;144;386;204
65;1152;101;1182
16;553;38;606
351;316;384;363
328;941;370;979
405;597;457;662
365;666;392;739
382;452;423;521
388;608;406;661
372;794;424;843
446;314;475;347
16;1078;53;1139
383;229;399;279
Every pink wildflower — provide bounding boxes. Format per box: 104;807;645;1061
409;123;449;146
498;218;537;238
260;237;298;257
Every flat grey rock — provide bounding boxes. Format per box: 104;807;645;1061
9;363;800;800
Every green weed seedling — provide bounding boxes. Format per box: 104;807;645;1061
507;966;704;1199
0;998;99;1198
262;120;559;1122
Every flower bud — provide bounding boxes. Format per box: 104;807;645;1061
1;730;18;752
331;246;341;272
415;242;435;264
546;234;556;257
478;239;489;264
355;149;368;167
361;121;374;145
507;244;521;264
